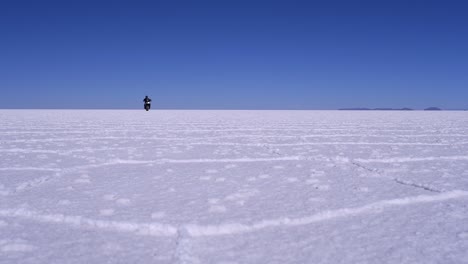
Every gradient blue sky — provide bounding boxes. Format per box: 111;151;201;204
1;0;467;109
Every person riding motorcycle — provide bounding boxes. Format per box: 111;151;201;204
143;96;152;111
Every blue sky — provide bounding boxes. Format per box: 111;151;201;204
1;0;467;109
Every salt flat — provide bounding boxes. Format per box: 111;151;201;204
1;110;468;263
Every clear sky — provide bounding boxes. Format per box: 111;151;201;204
1;0;467;109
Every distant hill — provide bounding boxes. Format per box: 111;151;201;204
338;107;449;111
339;108;370;111
339;108;413;111
424;107;442;111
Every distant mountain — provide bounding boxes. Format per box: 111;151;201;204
338;108;370;111
339;108;413;111
338;107;448;111
424;107;442;111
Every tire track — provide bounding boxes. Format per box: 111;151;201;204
1;190;466;237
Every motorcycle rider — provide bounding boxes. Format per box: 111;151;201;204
143;95;152;111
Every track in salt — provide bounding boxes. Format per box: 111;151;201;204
85;156;305;167
356;156;468;163
175;142;465;147
1;190;466;238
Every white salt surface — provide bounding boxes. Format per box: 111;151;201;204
1;110;468;263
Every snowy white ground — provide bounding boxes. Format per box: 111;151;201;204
1;110;468;263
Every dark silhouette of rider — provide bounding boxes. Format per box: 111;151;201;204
143;96;152;111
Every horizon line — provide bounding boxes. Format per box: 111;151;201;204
0;108;466;111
